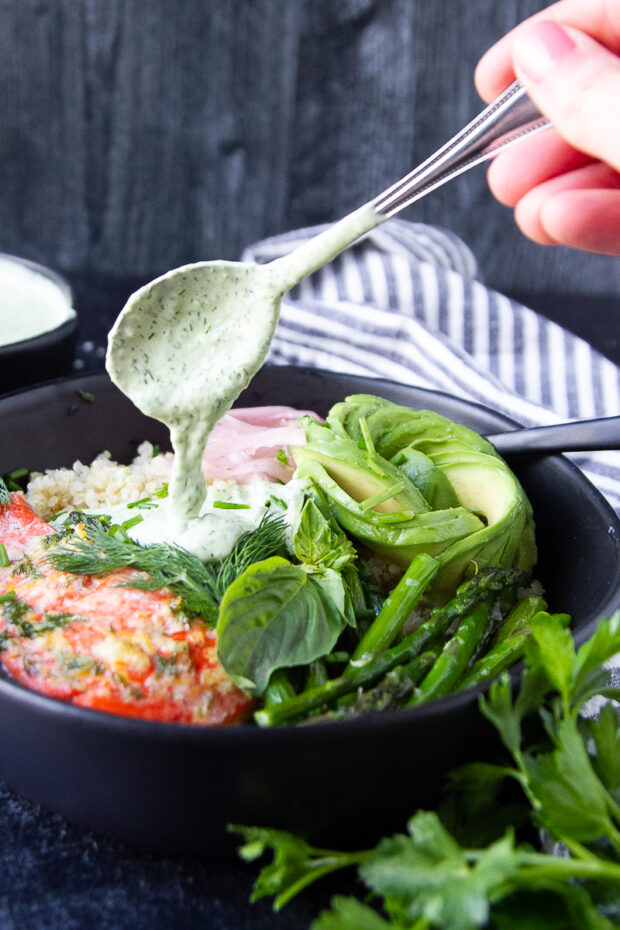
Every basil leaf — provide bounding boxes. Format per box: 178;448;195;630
293;498;356;573
217;556;348;695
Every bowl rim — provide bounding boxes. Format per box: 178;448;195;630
0;252;76;356
1;367;619;743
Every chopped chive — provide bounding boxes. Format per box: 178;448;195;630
269;495;287;509
127;497;157;510
373;510;415;524
78;390;94;404
367;457;388;478
3;467;28;491
152;445;160;458
7;468;27;480
359;417;375;454
0;544;10;567
359;480;405;513
107;524;127;539
275;449;289;465
154;484;169;498
212;501;251;510
121;515;144;531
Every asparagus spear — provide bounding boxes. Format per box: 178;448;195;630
255;567;527;726
254;640;437;726
347;648;439;716
495;594;547;644
459;607;570;689
349;553;439;661
408;601;491;706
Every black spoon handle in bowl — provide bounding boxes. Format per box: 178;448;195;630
487;415;620;455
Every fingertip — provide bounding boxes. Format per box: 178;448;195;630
473;55;494;103
474;46;515;103
539;189;620;254
486;158;516;207
514;192;558;246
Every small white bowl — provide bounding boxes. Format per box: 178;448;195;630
0;253;77;395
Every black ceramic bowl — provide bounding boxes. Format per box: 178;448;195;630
0;255;77;395
1;367;619;855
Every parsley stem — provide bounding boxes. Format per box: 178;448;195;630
274;851;369;911
464;848;620;884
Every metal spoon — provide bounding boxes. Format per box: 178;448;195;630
107;80;549;520
488;415;620;455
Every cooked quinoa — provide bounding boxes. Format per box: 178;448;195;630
25;442;172;521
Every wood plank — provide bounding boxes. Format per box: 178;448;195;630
0;0;618;311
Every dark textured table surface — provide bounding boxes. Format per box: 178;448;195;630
0;781;329;930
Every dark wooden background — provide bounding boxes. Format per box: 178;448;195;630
1;0;618;358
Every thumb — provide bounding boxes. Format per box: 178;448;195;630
512;20;620;173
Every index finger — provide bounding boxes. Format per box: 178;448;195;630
475;0;620;101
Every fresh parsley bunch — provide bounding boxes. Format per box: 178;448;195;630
232;611;620;929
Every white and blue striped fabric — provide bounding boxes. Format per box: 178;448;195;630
243;219;620;516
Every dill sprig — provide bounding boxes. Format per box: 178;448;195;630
0;477;11;507
214;514;289;598
47;520;221;623
45;512;289;625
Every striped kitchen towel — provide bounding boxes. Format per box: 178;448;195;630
242;219;620;516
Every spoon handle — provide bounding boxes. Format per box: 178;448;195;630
271;81;550;291
487;416;620;455
373;80;550;217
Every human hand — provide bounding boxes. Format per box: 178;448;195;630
475;0;620;255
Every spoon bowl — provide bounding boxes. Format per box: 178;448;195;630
107;260;282;518
107;260;280;423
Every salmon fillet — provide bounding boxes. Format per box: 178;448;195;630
0;494;251;724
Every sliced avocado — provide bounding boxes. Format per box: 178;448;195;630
297;395;537;598
292;420;430;515
327;395;495;460
433;451;537;594
294;459;485;568
389;447;460;510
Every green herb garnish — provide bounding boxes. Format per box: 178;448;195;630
154;653;179;677
127;497;157;511
233;612;620;928
11;554;43;578
2;468;27;492
359;481;405;512
213;501;252;510
78;390;94;404
46;520;220;623
1;595;82;638
0;477;11;507
276;449;289;466
269;495;287;509
45;513;289;624
213;514;289;599
0;544;9;567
